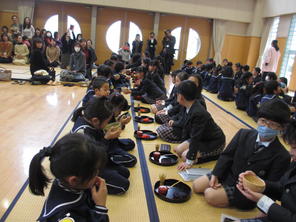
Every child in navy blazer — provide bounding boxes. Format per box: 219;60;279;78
217;66;235;101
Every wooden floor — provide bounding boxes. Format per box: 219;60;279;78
0;64;86;218
0;65;262;221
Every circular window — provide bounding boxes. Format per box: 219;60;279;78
106;21;122;53
44;14;59;35
186;28;201;60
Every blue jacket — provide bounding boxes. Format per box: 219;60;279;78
38;180;109;222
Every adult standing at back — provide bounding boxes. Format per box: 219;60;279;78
262;40;281;81
146;32;157;59
22;17;35;40
132;34;143;56
161;29;176;74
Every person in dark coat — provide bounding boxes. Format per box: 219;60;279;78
132;34;143;56
218;66;235;101
253;67;262;85
60;32;74;69
30;38;55;84
237;119;296;222
193;98;291;210
146;32;157;59
175;80;226;169
161;29;176;74
235;72;254;110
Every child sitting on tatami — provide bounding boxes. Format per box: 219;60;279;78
193;98;291;210
173;80;225;167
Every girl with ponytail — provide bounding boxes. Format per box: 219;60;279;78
29;133;109;222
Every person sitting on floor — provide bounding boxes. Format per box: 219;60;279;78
71;97;131;195
60;42;86;82
174;80;226;169
260;80;281;105
0;34;13;63
30;38;55;84
237;119;296;222
235;72;254;111
247;82;264;119
217;66;235;101
46;39;60;67
193;98;291;210
206;65;222;93
252;67;262;85
29;134;109;222
13;34;29;65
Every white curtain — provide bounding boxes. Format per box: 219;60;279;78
213;19;226;65
256;18;273;67
18;0;35;24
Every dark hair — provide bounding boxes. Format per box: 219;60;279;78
252;81;264;95
235;63;241;69
104;59;114;67
186;61;193;66
266;72;277;81
32;38;44;50
227;62;233;67
177;80;198;101
1;26;8;32
87;39;92;44
283;119;296;145
136;66;147;75
74;42;81;47
109;93;130;111
91;77;109;90
264;80;280;94
131;53;141;64
72;97;113;122
150;32;155;35
272;40;279;51
176;71;190;81
171;69;181;78
207;58;214;63
114;62;124;73
258;98;291;125
279;77;288;86
23;17;31;29
242;65;250;72
222;66;234;78
110;54;118;61
77;34;82;39
97;65;112;78
241;72;253;85
223;58;228;62
196;61;203;65
189;74;203;98
54;32;58;39
254;67;261;73
1;33;9;41
29;133;107;195
143;58;151;67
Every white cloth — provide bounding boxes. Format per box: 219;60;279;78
213;19;226;65
18;0;35;25
262;47;281;73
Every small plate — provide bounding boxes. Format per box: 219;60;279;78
134;130;158;140
149;151;178;166
134;115;154;124
134;107;151;113
154;179;191;203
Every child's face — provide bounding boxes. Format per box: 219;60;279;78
149;65;156;72
175;76;182;86
95;83;110;97
247;76;253;85
188;76;199;87
252;69;257;76
171;76;176;84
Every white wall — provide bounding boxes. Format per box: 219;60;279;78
263;0;296;17
46;0;256;23
277;14;293;37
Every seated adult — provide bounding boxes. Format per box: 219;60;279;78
60;42;86;82
193;98;291;210
30;38;55;84
0;34;13;63
46;39;60;67
13;35;29;65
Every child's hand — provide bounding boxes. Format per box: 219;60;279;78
151;105;158;114
104;126;122;140
120;115;131;125
91;177;107;207
209;175;221;189
236;183;263;203
168;120;174;127
177;162;192;171
156;110;166;115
